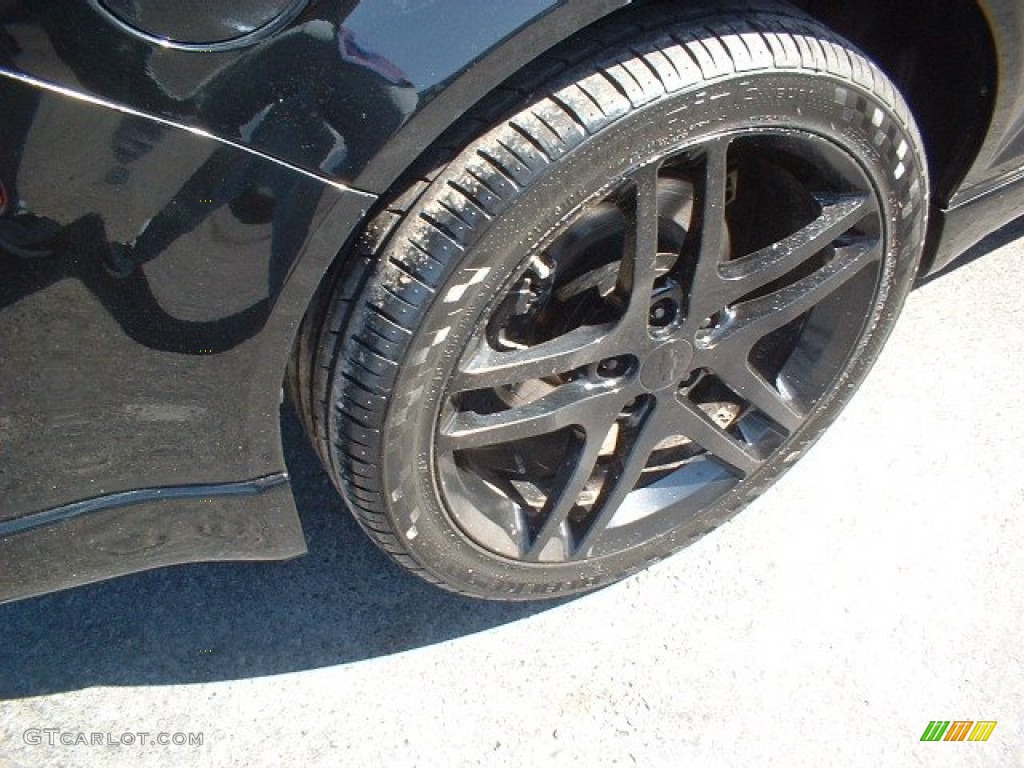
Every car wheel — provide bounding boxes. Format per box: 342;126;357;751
295;7;928;599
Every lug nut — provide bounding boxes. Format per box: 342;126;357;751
596;357;627;377
649;298;677;327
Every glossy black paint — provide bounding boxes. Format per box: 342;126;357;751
0;0;625;188
1;0;1022;602
0;0;628;599
96;0;309;49
0;72;371;517
0;478;303;604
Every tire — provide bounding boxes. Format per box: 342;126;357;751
295;6;928;599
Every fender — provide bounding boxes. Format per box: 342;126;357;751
0;0;629;192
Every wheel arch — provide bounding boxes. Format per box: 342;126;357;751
352;0;631;193
359;0;996;205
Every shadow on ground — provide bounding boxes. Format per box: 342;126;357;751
0;407;561;698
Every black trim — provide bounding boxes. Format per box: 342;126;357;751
925;169;1024;275
0;474;289;538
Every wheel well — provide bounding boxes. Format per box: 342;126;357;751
789;0;996;206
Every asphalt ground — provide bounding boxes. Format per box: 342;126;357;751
1;220;1022;767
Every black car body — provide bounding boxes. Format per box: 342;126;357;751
0;0;1020;602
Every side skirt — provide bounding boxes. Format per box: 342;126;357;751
0;475;305;604
925;166;1024;276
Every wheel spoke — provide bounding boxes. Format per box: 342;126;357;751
437;381;625;451
716;193;875;302
619;161;664;333
668;397;761;477
703;239;881;350
715;359;804;432
575;402;669;557
452;323;618;392
689;137;732;320
526;414;616;560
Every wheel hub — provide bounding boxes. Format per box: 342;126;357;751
639;339;694;392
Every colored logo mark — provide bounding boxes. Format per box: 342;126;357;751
920;721;997;742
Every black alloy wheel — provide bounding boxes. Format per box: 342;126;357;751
437;133;883;563
292;6;929;598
